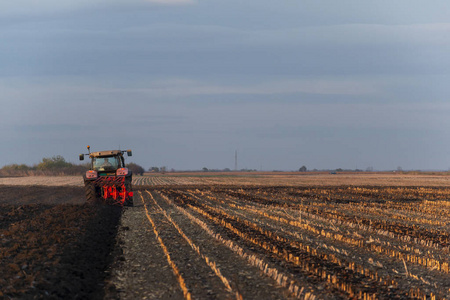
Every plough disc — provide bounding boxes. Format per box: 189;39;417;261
94;177;133;206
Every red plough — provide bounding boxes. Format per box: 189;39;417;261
95;177;134;206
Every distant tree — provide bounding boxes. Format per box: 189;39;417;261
299;166;307;172
160;166;166;173
397;166;403;172
202;167;209;172
223;168;231;172
37;155;72;170
0;164;30;176
336;168;343;172
1;156;87;176
149;166;160;172
1;164;30;171
126;162;145;175
366;166;374;172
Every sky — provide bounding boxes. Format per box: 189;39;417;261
1;0;450;171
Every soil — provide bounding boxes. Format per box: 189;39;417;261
0;185;121;299
0;176;83;187
1;178;449;299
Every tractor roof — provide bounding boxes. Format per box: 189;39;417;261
90;150;123;158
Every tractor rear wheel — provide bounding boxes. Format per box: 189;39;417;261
84;180;99;204
124;181;133;207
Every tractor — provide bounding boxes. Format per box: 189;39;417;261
79;145;134;206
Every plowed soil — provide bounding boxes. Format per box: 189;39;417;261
0;185;121;299
1;176;450;299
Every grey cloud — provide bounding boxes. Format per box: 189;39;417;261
2;1;450;170
0;0;196;16
2;20;448;81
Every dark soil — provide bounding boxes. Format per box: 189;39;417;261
0;186;121;299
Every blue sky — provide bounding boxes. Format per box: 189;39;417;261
1;1;450;171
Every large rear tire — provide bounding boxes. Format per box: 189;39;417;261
124;180;133;207
84;180;99;204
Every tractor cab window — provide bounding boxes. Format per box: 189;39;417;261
93;156;120;171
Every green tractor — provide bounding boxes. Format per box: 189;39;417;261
79;145;134;206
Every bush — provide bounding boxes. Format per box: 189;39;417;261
299;166;307;172
0;156;88;176
0;164;31;176
2;164;30;171
126;162;145;176
36;156;72;170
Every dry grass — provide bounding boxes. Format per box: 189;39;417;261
135;172;450;187
1;173;449;188
0;176;83;187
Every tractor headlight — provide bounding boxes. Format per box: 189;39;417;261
86;170;98;179
117;168;129;176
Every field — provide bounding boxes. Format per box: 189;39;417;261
1;173;449;299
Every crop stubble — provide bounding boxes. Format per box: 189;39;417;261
132;185;449;299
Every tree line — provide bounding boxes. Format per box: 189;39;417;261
0;156;146;176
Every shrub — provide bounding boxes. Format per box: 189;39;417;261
126;162;145;176
1;156;88;176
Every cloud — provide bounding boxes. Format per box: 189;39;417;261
144;0;196;4
130;78;378;97
5;77;376;99
0;0;195;16
0;0;92;15
2;19;449;84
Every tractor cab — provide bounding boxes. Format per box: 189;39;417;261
80;149;132;172
92;156;121;172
